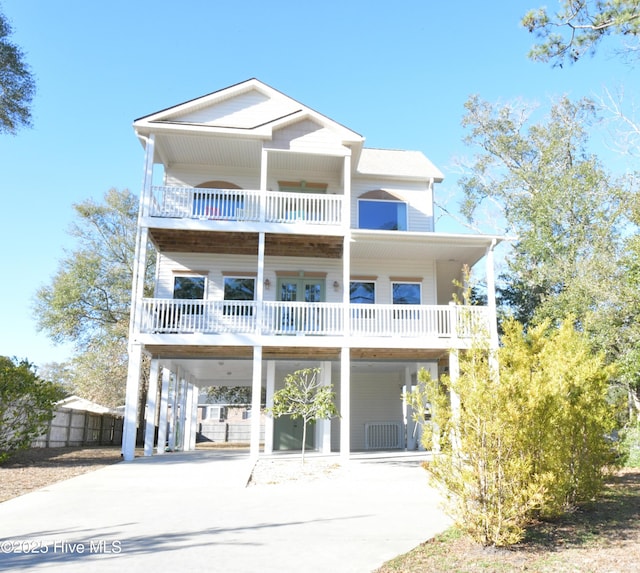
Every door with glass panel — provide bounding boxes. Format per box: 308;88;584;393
277;277;324;333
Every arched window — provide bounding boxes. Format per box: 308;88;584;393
193;181;243;219
358;189;407;231
195;180;242;190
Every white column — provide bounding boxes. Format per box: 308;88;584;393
340;347;350;459
260;148;268;223
140;133;156;218
255;232;265;335
167;368;179;451
342;153;351;231
189;385;199;451
122;343;143;461
183;383;194;451
485;239;499;350
128;133;154;345
320;361;332;453
143;359;160;456
156;366;171;454
178;375;188;451
250;346;263;458
405;366;415;451
264;360;275;454
449;349;461;451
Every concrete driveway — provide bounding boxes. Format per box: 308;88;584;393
0;449;451;573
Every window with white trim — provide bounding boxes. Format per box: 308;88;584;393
223;276;255;316
392;282;421;305
358;199;407;231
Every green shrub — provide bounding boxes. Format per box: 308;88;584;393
411;318;616;546
0;356;65;462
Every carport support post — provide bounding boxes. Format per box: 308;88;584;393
340;347;350;459
177;374;188;450
157;367;171;454
189;384;198;450
144;359;160;456
264;360;275;454
122;343;143;461
183;383;194;451
405;367;415;451
168;368;179;451
448;349;461;451
250;346;263;458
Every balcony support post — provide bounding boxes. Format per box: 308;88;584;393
342;153;351;231
256;232;265;335
260;148;268;223
485;238;499;350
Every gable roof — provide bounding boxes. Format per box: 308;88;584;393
134;78;364;149
357;148;444;182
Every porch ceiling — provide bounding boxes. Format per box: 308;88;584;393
142;344;445;386
148;229;343;258
350;230;500;266
151;133;346;175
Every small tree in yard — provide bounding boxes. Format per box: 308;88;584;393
0;357;66;462
269;368;339;464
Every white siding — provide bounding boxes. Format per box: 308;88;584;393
269;119;345;153
350;259;437;305
155;253;343;303
166;165;259;190
174;89;299;128
350;371;404;451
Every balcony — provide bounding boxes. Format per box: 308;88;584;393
139;299;489;341
148;186;344;227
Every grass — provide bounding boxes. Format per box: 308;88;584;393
375;468;640;573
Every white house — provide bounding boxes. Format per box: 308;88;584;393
121;79;502;461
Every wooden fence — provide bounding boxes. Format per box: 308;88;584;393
32;408;123;448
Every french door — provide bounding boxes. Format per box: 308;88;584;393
277;277;324;333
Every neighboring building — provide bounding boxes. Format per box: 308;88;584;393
122;79;502;461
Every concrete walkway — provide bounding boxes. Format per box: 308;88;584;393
0;449;451;573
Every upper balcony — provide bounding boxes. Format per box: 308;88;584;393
145;185;344;231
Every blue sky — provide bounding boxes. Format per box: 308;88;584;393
1;0;637;368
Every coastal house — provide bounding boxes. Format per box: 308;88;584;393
121;79;501;461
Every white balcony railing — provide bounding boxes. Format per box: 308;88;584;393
139;299;489;339
148;186;343;226
262;301;344;335
140;299;257;334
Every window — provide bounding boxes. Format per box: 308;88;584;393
350;281;375;320
358;199;407;231
223;277;255;316
350;281;375;304
173;276;205;299
169;275;205;324
392;283;421;305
